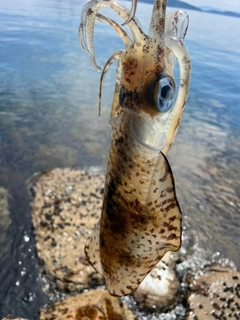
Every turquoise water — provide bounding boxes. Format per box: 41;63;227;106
0;0;240;318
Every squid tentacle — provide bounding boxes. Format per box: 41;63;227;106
96;13;132;47
165;10;189;41
122;0;137;25
110;58;124;119
148;0;166;41
164;11;189;72
78;22;87;52
79;0;144;70
98;50;124;116
79;12;132;70
162;36;191;154
79;0;94;52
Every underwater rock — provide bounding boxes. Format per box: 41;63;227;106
2;316;26;320
0;187;11;259
188;267;240;319
134;251;180;311
28;168;105;292
39;289;136;320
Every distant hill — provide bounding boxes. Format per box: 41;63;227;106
199;8;240;18
137;0;200;10
129;0;240;18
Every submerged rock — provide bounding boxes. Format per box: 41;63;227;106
28;168;105;291
188;267;240;319
39;289;136;320
0;187;11;259
2;318;26;320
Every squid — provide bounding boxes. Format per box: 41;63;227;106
79;0;191;296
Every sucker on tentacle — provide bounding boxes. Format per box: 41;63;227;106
79;0;191;296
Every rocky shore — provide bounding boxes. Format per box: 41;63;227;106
2;168;239;319
28;168;105;292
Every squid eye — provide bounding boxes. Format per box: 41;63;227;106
157;76;175;112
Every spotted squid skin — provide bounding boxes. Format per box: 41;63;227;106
81;0;191;297
85;109;181;296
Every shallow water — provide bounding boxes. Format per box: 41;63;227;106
0;0;240;318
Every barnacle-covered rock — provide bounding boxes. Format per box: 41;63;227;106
28;168;105;291
188;267;240;319
39;289;136;320
134;251;180;311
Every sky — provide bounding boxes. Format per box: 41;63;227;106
183;0;240;13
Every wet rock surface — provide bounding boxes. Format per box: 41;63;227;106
188;268;240;320
39;289;136;320
28;168;105;292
